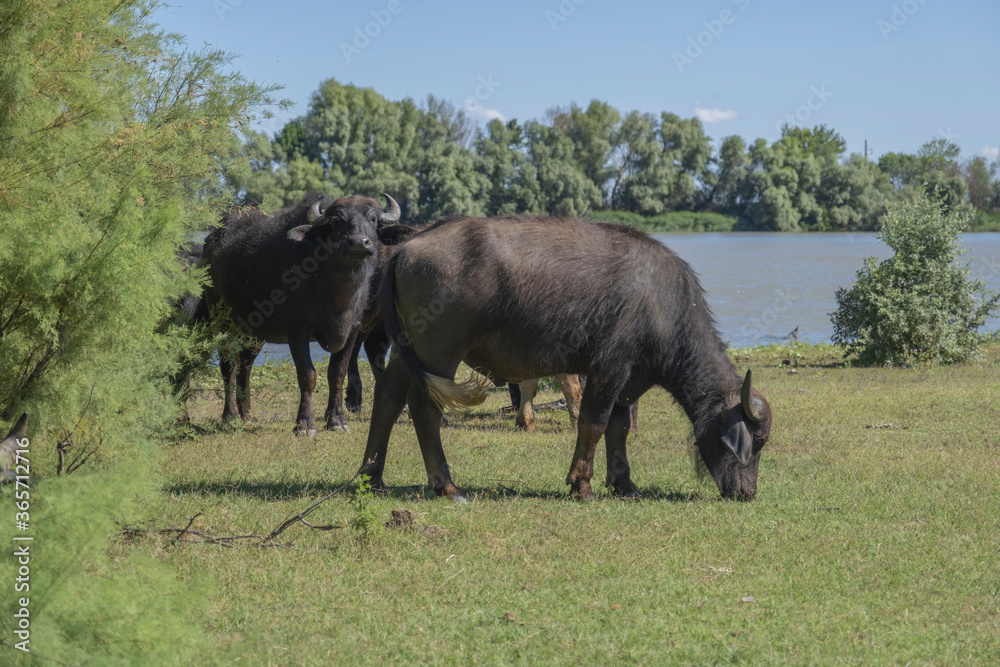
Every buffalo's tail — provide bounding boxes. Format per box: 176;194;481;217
380;253;489;414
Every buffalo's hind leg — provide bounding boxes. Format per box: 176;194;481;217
235;342;263;421
220;342;261;424
605;403;641;498
407;381;466;502
345;335;365;414
556;373;583;429
515;379;539;431
360;353;411;492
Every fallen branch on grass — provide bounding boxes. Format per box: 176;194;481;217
152;459;376;548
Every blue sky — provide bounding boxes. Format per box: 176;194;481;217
154;0;999;161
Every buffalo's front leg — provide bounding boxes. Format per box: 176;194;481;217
287;335;317;437
360;354;411;490
566;379;621;501
325;326;359;431
604;403;641;498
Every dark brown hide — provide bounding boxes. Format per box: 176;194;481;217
204;193;395;436
360;216;772;500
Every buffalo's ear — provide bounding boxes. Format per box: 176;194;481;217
722;420;753;465
286;224;329;245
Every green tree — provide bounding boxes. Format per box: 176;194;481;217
0;0;280;432
700;134;751;213
831;192;999;365
878;138;968;211
404;96;488;222
779;124;846;162
566;101;621;203
0;0;279;662
816;154;893;230
740;139;802;230
963;155;998;212
659;113;713;210
610;111;669;214
526;120;603;216
475;119;543;216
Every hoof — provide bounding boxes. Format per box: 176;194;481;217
570;490;597;502
450;493;469;504
325;423;349;433
294;426;318;438
615;488;643;500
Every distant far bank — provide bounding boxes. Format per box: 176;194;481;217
588;209;1000;233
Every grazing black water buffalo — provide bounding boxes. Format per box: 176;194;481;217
204;192;399;436
360;216;773;501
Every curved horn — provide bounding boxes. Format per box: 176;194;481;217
740;369;762;424
306;199;327;224
379;193;401;224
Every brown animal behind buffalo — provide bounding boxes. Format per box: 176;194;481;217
361;216;772;501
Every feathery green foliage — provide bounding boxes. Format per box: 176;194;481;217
0;0;282;449
0;448;212;665
831;192;1000;364
0;1;281;662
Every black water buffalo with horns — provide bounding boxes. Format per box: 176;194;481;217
204;191;400;436
360;216;772;501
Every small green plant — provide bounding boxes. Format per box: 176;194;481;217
831;191;1000;365
348;475;382;545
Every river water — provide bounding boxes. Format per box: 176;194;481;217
656;232;1000;348
256;232;1000;363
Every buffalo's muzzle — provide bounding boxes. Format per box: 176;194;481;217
344;236;374;256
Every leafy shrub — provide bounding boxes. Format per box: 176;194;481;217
348;475;382;545
831;192;1000;365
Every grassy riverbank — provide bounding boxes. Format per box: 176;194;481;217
587;210;738;232
121;344;998;664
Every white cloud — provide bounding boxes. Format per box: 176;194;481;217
694;106;737;123
464;99;504;123
981;145;1000;161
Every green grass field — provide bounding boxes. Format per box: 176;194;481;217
124;344;1000;664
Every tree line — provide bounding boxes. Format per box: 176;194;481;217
230;78;1000;231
